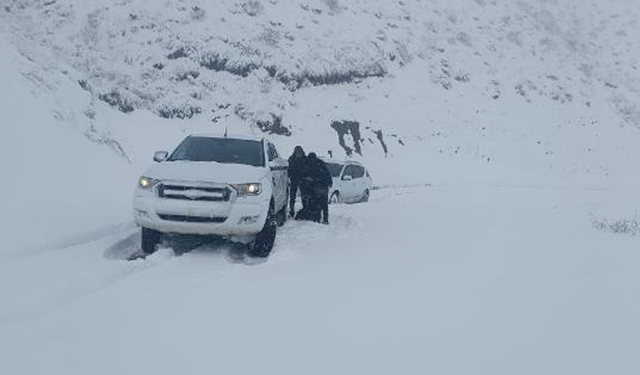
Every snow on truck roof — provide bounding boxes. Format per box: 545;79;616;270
188;133;265;142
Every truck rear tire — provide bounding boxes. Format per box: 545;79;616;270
248;202;277;258
141;227;161;255
276;197;288;227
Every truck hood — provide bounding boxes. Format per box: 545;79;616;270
144;161;268;184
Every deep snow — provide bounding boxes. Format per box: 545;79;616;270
1;186;639;375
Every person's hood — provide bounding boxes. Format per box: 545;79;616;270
307;157;323;166
143;160;269;184
289;154;306;161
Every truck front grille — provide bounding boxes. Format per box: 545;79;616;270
158;214;227;223
158;184;231;202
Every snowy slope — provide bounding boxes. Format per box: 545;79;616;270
0;33;190;251
2;0;640;179
1;1;640;374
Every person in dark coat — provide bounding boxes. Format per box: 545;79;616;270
304;152;333;224
287;146;308;217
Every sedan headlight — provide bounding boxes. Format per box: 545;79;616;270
138;176;159;190
231;183;262;197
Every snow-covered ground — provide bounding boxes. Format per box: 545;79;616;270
1;186;639;374
1;0;640;374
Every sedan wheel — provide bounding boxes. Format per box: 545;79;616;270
360;189;370;203
329;191;340;204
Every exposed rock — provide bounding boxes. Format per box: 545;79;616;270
331;120;362;156
256;114;291;136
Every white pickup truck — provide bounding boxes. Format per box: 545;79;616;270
133;134;289;257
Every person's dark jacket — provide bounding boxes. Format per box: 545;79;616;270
288;155;307;183
304;156;333;190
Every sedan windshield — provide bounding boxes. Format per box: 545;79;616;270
168;137;265;167
326;163;343;178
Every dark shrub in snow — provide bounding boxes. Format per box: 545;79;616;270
200;51;259;77
167;47;190;60
158;105;202;119
277;64;386;90
98;90;135;113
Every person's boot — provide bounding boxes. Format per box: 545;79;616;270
321;212;329;225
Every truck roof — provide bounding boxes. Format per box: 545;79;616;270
189;133;265;142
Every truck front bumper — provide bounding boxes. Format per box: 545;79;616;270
133;194;269;237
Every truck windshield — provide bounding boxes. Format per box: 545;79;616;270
326;163;343;177
168;137;265;167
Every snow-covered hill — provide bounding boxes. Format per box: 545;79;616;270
1;1;640;374
2;0;640;177
2;0;640;245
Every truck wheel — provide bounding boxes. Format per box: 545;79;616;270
276;206;287;227
248;202;277;258
276;194;288;227
141;227;161;255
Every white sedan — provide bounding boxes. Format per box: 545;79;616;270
322;158;373;204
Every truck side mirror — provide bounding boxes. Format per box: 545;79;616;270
269;161;287;171
153;151;169;162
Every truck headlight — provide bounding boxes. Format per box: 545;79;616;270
138;176;159;190
232;183;262;197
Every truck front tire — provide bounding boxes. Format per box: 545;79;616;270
248;201;277;258
277;193;288;227
141;227;161;255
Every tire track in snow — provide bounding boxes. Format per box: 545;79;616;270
369;183;432;203
1;189;405;326
157;212;362;267
268;212;362;262
372;183;432;191
0;232;173;327
0;221;137;261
